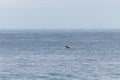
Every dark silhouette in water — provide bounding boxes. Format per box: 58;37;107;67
65;45;72;48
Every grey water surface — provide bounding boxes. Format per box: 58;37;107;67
0;30;120;80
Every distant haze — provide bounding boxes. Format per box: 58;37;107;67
0;0;120;30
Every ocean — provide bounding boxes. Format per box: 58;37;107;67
0;30;120;80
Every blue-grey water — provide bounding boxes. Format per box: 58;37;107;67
0;30;120;80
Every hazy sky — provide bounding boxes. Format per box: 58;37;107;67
0;0;120;30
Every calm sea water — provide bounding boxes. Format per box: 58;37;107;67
0;30;120;80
